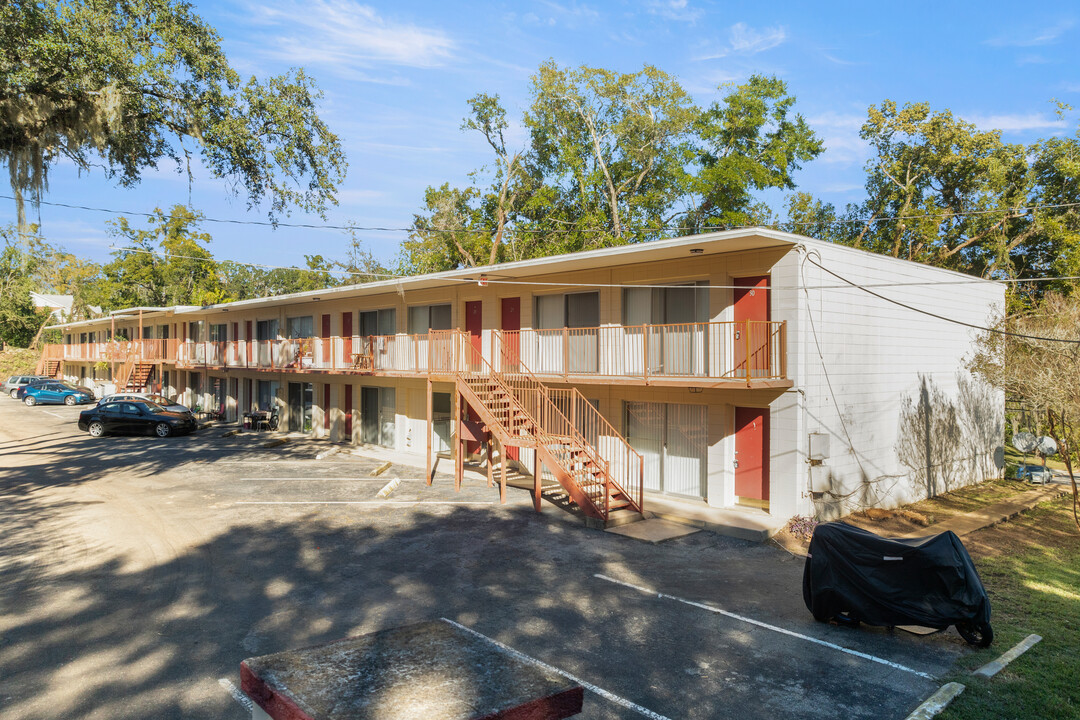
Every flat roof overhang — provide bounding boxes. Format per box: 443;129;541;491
172;228;800;316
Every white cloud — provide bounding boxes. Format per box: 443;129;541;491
697;22;787;60
247;1;456;78
965;113;1069;132
805;112;870;166
986;18;1074;47
519;1;600;28
646;0;703;23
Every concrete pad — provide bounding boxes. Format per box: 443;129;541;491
644;494;786;541
605;518;701;543
240;620;583;720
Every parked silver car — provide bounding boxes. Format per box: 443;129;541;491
4;375;49;399
97;392;193;417
1014;463;1054;484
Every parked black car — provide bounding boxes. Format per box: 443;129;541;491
803;522;993;647
78;400;198;438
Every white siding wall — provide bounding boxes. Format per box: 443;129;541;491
785;241;1005;519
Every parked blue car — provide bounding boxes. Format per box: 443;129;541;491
1014;463;1053;484
22;382;95;406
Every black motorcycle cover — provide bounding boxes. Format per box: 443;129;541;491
802;522;991;629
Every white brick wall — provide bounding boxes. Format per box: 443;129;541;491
782;241;1006;519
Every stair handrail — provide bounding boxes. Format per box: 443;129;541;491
432;330;549;446
494;330;644;516
446;329;615;518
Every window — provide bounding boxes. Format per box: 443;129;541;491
256;319;279;341
256;380;279;412
256;319;279;367
625;402;707;498
623;283;709;376
286;316;313;339
359;308;396;336
532;292;599;373
407;304;452;334
360;386;396;447
288;382;313;432
209;323;227;342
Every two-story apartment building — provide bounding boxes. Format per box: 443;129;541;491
40;228;1004;530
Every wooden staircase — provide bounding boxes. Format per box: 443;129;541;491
441;331;643;523
125;363;155;391
44;359;62;378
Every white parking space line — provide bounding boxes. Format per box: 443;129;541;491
441;618;673;720
43;410;65;419
595;574;935;681
218;677;253;713
235;501;496;506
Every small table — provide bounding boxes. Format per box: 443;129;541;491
240;620;583;720
244;411;270;430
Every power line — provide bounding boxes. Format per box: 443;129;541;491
110;245;1080;292
110;246;405;279
804;255;1080;345
4;194;1080;236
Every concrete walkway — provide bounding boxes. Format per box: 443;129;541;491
897;485;1069;539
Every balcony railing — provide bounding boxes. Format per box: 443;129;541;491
46;320;787;384
44;339;177;364
496;321;786;383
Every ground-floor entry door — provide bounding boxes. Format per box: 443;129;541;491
734;406;769;509
361;386;395;448
288;382;313;433
625;402;707;498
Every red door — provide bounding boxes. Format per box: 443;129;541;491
344;386;353;439
245;321;252;365
733;276;770;378
734;406;769;507
465;301;483;454
500;297;521;460
341;312;353;368
321;314;331;365
324;384;331;430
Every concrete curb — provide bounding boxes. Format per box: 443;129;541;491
904;682;965;720
973;634;1042;678
370;461;392;477
262;437;289;449
897;486;1068;539
315;446;343;460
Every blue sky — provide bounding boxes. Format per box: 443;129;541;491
6;0;1078;270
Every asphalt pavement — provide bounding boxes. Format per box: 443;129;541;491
0;398;977;719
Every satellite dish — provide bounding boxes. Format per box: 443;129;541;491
993;446;1005;470
1037;436;1058;456
1012;432;1037;454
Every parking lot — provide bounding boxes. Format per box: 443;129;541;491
0;398;977;719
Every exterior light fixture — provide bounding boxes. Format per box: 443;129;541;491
312;297;321;301
689;248;704;255
478;275;489;287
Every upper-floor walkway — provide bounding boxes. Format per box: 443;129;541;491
41;320;790;388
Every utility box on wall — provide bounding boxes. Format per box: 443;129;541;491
809;433;831;493
809;433;830;462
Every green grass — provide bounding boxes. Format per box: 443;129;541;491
0;347;39;379
939;496;1080;720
